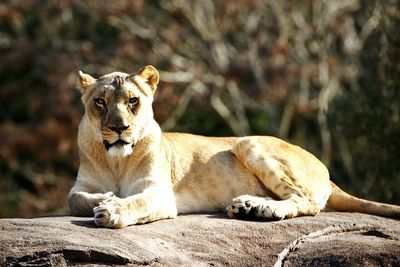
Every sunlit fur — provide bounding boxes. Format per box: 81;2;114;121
68;65;400;229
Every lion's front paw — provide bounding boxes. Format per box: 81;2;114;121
94;191;115;204
103;191;115;199
93;197;136;228
226;195;287;220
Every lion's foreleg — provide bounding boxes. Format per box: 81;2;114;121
93;186;177;228
68;191;114;216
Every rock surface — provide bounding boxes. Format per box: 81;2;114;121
0;212;399;266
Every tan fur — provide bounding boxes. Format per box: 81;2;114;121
69;65;400;228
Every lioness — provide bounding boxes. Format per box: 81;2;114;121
68;65;400;228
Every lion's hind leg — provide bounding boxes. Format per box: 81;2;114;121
226;194;318;220
227;137;322;220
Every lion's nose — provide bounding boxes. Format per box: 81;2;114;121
108;125;129;135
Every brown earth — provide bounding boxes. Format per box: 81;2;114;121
0;212;399;266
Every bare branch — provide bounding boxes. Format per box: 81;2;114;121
211;88;247;137
227;81;250;135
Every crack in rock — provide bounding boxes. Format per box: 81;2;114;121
360;230;398;240
4;249;131;267
272;224;382;267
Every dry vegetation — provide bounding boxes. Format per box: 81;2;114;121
0;0;399;217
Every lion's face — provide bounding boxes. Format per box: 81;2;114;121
78;66;159;157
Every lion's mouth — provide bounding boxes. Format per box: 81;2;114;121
103;139;132;150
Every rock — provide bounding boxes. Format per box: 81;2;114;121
0;212;399;266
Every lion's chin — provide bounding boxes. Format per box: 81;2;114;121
107;144;133;157
103;139;134;157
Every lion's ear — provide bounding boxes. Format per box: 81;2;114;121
138;65;159;93
78;71;96;93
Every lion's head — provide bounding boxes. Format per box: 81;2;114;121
78;65;159;157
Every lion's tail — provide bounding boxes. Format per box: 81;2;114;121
327;182;400;218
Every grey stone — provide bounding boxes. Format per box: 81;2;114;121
0;212;399;266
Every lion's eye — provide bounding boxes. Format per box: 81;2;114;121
128;97;139;106
94;98;106;108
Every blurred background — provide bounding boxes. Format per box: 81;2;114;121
0;0;399;218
